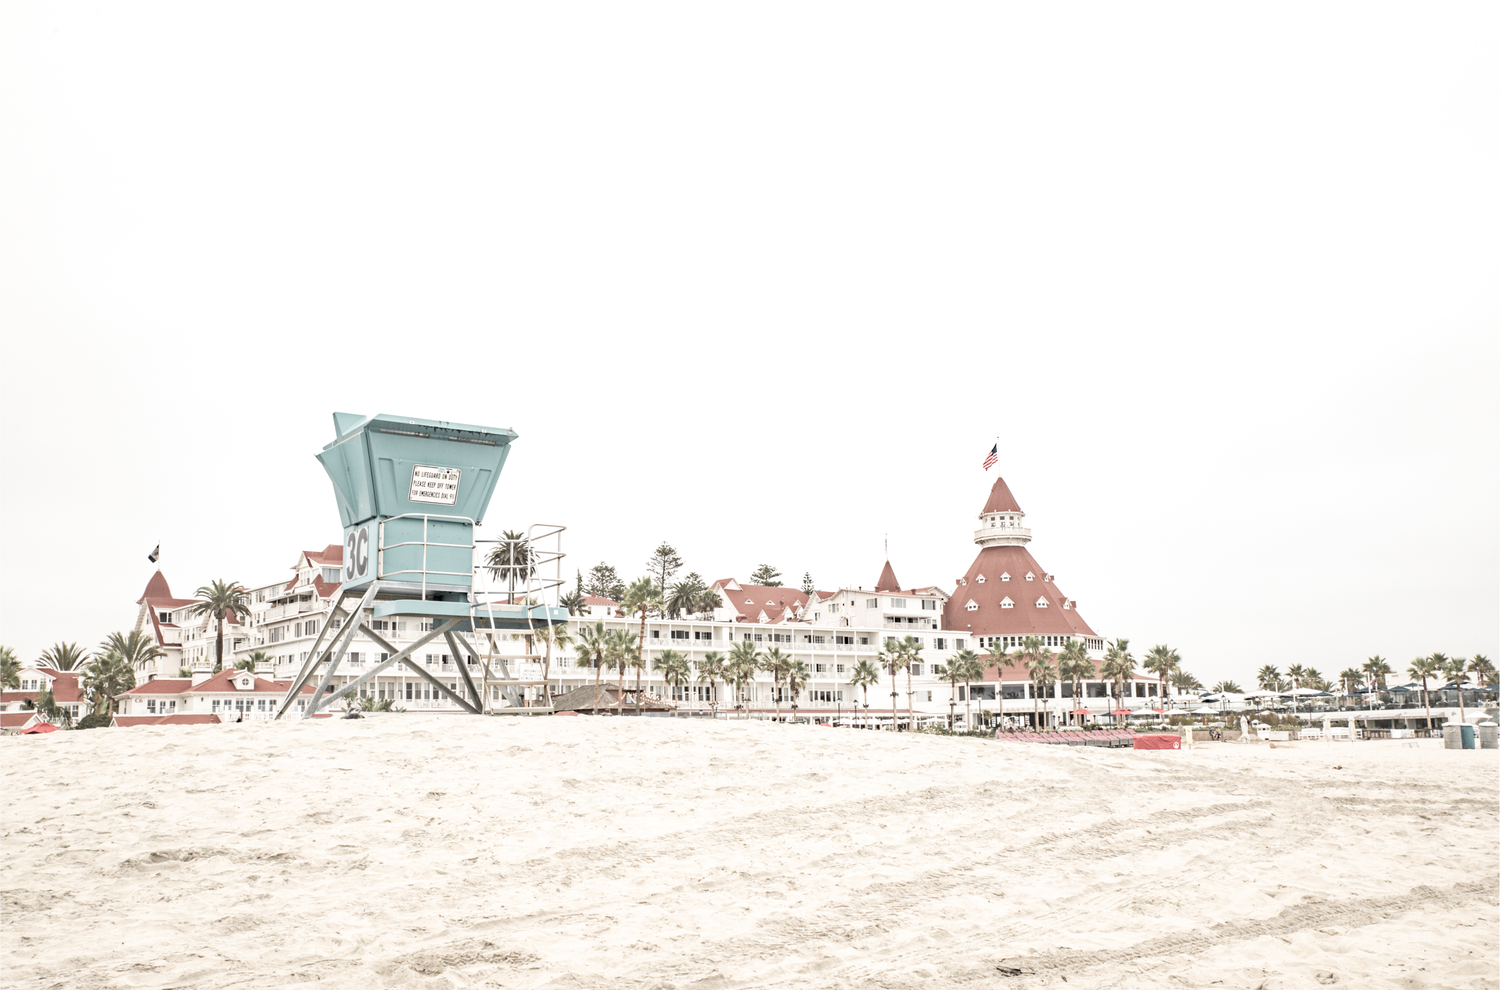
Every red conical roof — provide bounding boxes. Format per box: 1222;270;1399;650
874;560;901;592
982;476;1023;514
138;570;173;604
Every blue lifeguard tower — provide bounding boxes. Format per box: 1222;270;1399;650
277;413;568;718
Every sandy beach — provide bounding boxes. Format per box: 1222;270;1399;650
2;717;1495;990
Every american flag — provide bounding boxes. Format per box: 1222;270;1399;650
982;444;998;471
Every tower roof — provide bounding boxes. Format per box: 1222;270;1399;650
982;476;1023;515
874;560;901;592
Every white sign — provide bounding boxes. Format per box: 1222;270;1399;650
409;465;460;505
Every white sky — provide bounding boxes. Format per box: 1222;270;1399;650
2;2;1495;686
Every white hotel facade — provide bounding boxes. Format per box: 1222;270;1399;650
126;476;1162;724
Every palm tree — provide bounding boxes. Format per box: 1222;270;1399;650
655;649;691;715
0;646;19;690
897;635;924;730
628;645;649;715
1143;645;1178;708
1099;638;1134;724
1469;654;1494;694
39;642;87;672
696;651;727;717
762;646;792;720
880;640;908;731
1441;655;1471;726
605;627;638;715
534;622;573;707
621;576;661;712
99;631;165;677
1058;641;1094;726
848;658;881;728
574;621;609;711
727;639;762;718
191;580;252;672
935;656;966;729
786;658;810;719
485;530;534;603
1025;648;1057;730
82;650;135;715
1408;655;1439;733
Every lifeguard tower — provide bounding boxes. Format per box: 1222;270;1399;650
276;412;568;719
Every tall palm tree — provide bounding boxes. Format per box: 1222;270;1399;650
696;651;727;717
621;576;661;712
786;658;810;718
574;621;609;711
655;649;691;715
762;646;792;720
0;645;20;690
1143;645;1178;708
1025;648;1056;729
485;531;534;603
605;627;638;715
935;655;966;729
99;631;165;677
39;642;87;672
1058;641;1094;726
880;640;908;731
1408;655;1439;733
726;639;762;718
1100;638;1134;725
899;635;924;730
191;580;251;672
534;621;574;707
1469;654;1494;693
848;658;881;728
1441;655;1471;726
628;645;649;715
82;650;135;715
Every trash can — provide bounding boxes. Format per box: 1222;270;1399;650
1459;723;1475;750
1442;723;1462;750
1478;722;1498;750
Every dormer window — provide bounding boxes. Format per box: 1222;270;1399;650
1000;572;1010;582
1035;597;1048;608
1000;597;1014;609
965;600;979;611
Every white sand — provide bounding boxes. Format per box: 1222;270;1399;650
2;717;1496;990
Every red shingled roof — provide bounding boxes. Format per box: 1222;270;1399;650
982;476;1024;515
137;570;197;608
944;545;1098;640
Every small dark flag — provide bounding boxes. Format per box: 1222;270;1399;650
148;544;160;563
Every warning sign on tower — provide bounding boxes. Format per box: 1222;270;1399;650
409;465;460;505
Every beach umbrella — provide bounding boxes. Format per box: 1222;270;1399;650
21;722;59;734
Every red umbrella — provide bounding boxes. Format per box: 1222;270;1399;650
21;722;60;734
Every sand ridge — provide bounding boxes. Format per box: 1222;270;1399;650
2;716;1495;989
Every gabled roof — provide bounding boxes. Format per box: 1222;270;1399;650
982;476;1024;515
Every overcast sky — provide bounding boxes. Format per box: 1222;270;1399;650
2;2;1495;685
